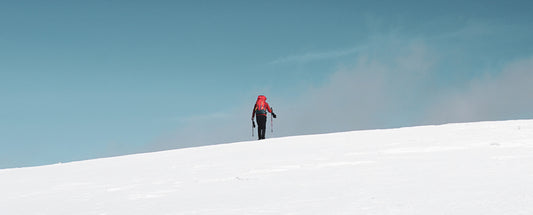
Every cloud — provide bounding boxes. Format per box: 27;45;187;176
424;57;533;123
273;39;533;136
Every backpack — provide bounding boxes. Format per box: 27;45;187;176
255;95;268;115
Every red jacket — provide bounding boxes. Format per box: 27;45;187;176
252;95;272;118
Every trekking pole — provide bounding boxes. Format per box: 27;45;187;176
252;119;255;137
271;107;274;133
271;114;273;133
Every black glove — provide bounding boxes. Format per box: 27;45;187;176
252;120;256;128
272;113;277;118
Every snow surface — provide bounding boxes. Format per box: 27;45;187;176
1;120;533;214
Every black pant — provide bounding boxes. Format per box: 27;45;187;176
256;115;267;140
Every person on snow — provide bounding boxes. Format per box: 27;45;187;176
252;95;277;140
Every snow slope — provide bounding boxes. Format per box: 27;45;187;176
1;120;533;214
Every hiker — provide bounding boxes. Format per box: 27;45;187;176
252;95;277;140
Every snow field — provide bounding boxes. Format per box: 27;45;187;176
1;120;533;214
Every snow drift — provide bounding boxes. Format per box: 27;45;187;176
1;120;533;214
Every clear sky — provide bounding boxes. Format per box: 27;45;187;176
2;0;533;169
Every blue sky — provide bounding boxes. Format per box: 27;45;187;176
2;0;533;168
